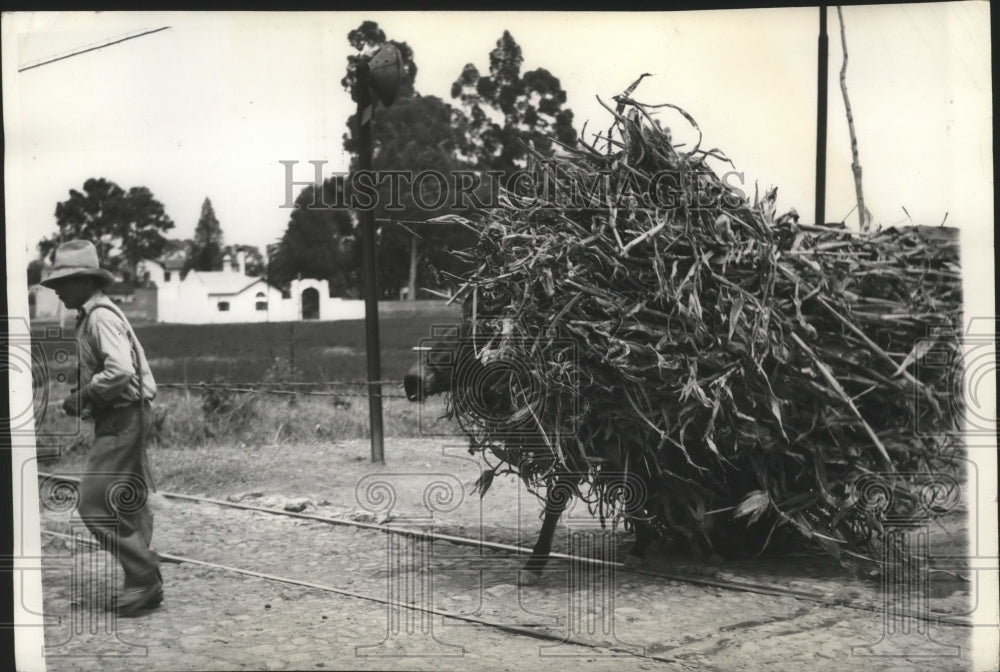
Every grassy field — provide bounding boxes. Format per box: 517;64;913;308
33;309;463;384
30;311;465;461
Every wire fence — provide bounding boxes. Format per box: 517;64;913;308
156;380;408;400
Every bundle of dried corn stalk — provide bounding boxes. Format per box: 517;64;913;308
447;90;963;568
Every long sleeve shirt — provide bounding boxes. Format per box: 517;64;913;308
76;292;157;406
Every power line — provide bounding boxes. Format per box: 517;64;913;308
18;26;170;73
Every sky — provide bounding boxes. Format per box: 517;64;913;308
2;5;993;258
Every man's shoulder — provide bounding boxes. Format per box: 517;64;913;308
82;295;130;331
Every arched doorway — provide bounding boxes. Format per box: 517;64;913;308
301;287;319;320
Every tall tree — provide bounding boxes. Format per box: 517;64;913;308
187;197;225;272
346;93;477;299
221;244;266;276
341;21;476;300
156;237;192;278
451;31;578;173
268;177;359;297
40;177;174;281
160;237;192;259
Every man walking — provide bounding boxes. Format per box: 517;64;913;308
42;240;162;617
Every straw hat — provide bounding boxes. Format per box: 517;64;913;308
40;240;115;288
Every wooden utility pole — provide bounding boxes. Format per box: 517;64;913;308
355;62;385;464
353;44;403;463
815;6;829;228
407;235;418;301
837;6;869;232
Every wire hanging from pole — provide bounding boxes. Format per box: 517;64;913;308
18;27;171;73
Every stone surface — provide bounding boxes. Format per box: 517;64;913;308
34;437;981;672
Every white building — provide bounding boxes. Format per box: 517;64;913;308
138;251;365;324
29;250;365;325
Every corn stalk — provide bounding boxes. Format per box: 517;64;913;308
447;85;962;569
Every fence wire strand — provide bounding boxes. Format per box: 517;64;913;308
161;380;402;387
156;381;408;399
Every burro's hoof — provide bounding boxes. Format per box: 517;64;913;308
518;569;542;586
623;554;644;570
675;564;720;578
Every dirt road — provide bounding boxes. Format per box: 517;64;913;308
34;438;986;671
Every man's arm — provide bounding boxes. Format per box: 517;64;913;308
80;314;135;405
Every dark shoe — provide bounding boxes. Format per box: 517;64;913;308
116;581;163;617
107;584;163;611
109;568;164;611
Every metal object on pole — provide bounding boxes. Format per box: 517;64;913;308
815;6;829;227
353;44;402;464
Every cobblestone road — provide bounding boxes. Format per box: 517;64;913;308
36;493;977;672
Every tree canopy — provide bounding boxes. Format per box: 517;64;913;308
267;177;359;297
451;31;577;173
187;197;224;272
341;22;479;299
40;177;175;282
272;24;577;301
348;92;477;298
222;244;266;277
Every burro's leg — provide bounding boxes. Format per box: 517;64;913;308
623;518;656;569
519;476;575;586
